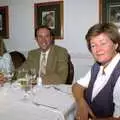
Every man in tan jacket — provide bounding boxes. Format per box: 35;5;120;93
19;25;68;85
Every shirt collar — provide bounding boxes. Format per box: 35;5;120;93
101;53;120;75
41;48;50;55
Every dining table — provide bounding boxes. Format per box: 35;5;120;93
0;81;76;120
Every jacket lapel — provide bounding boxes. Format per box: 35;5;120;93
46;45;55;73
35;49;41;72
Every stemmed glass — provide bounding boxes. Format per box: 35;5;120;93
17;69;32;101
6;71;14;83
29;68;37;86
28;68;38;98
0;67;14;95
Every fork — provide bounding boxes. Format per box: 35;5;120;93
32;101;58;110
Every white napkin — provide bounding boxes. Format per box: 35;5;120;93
33;85;75;115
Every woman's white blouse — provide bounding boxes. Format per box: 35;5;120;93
77;53;120;118
0;53;14;73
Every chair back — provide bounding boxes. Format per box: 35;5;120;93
0;38;7;56
10;51;26;69
66;54;74;84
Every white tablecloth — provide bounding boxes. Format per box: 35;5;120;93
0;83;75;120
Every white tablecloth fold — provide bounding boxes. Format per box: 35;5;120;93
0;83;75;120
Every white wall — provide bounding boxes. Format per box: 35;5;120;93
0;0;98;80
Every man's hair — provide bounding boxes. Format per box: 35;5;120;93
35;25;54;38
85;23;120;52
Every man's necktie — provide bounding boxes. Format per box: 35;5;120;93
102;66;106;75
40;53;46;76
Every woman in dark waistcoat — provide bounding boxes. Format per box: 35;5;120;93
72;23;120;120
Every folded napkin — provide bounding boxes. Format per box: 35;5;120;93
33;84;75;115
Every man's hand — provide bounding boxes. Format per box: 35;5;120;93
0;73;6;86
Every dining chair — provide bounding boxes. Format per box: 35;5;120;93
10;51;26;69
65;54;74;84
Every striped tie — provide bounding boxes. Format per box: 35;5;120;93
40;53;46;76
102;66;106;75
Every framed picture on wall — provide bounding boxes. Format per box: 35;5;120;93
99;0;120;30
34;1;64;39
0;6;9;38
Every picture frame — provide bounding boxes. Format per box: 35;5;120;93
99;0;120;29
34;1;64;39
0;6;9;38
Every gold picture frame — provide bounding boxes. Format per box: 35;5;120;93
34;1;64;39
99;0;120;29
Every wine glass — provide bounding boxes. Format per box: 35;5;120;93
6;71;14;83
18;69;31;101
0;69;14;95
29;68;37;85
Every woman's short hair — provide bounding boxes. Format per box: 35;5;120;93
85;23;120;52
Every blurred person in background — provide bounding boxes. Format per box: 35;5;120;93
0;37;14;85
